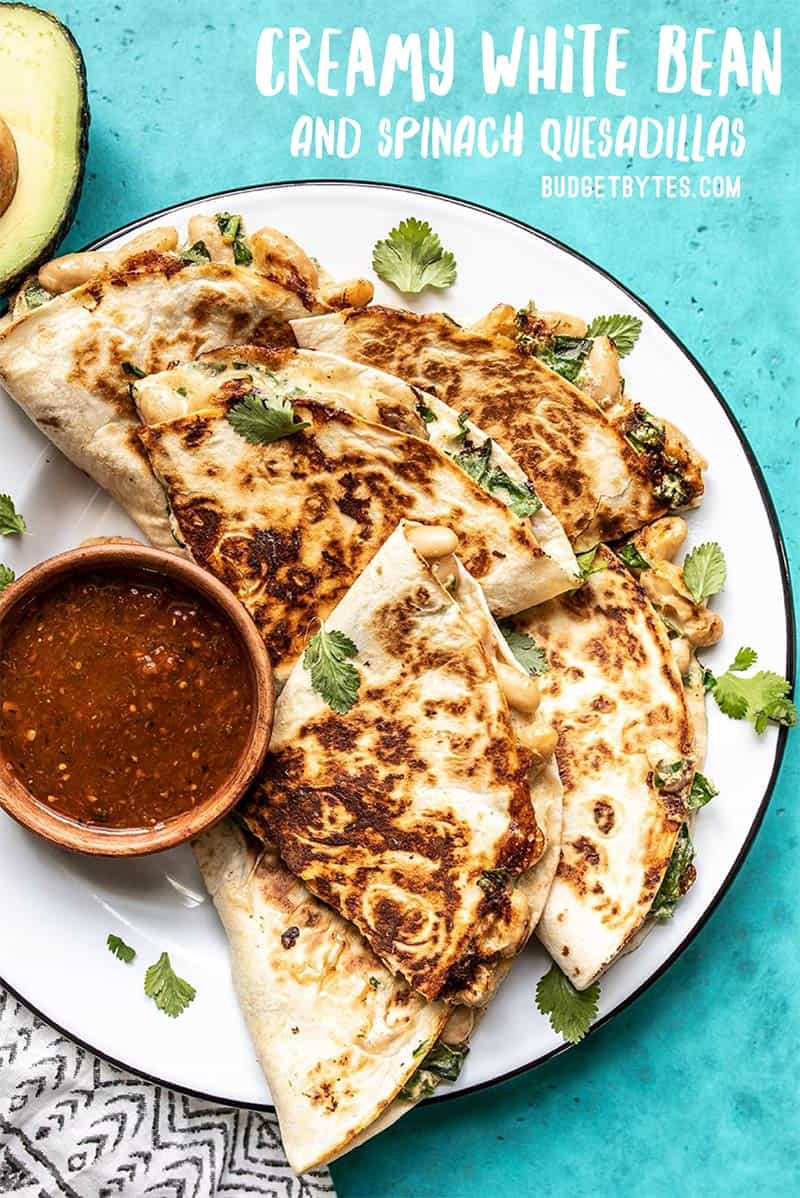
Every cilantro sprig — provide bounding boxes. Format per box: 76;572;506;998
107;934;136;964
303;627;361;715
0;495;25;536
499;623;549;676
227;390;310;445
372;218;456;294
682;542;727;604
704;647;796;733
0;564;15;592
536;964;599;1044
585;314;643;357
144;952;196;1018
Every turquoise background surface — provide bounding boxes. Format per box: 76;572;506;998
28;0;800;1194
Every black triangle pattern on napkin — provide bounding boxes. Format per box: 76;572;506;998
0;989;336;1198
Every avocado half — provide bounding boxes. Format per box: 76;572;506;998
0;4;89;296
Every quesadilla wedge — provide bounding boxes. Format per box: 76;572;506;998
134;344;578;587
135;349;571;678
242;521;559;1004
194;817;449;1174
293;307;706;550
510;544;697;988
0;214;372;549
193;526;563;1171
196;752;559;1172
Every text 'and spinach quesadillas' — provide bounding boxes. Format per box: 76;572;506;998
292;306;706;550
0;214;372;548
135;346;574;677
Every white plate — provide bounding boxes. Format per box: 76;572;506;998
0;182;792;1107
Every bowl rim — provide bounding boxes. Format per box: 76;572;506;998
0;542;274;856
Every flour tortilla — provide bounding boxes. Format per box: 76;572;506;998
293;307;705;550
242;522;559;1004
135;344;578;587
0;244;370;549
194;817;447;1175
136;348;568;679
195;529;562;1170
513;545;695;988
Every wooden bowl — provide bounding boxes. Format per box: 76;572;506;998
0;542;274;856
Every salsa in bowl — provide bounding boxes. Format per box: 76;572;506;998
0;542;273;855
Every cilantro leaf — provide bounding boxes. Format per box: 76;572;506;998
701;666;717;692
499;623;549;676
682;542;727;603
227;390;310;445
107;933;136;963
0;495;25;536
731;646;757;672
0;564;15;592
303;627;360;714
687;771;718;811
144;952;196;1018
650;824;696;920
585;314;643;357
576;547;606;581
617;543;650;571
536;964;599;1044
712;659;796;732
372;218;457;294
121;361;146;378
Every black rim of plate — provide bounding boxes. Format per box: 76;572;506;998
0;180;795;1113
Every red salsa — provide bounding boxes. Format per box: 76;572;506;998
0;569;253;829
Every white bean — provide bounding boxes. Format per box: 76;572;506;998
320;276;374;309
527;722;558;758
38;251;110;294
580;336;622;408
538;310;588;337
251;226;319;290
495;662;541;713
113;226;178;263
405;524;459;560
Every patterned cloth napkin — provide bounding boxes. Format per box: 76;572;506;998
0;987;335;1198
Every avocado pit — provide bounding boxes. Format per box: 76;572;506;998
0;117;18;219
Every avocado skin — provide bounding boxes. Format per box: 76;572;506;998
0;4;91;299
